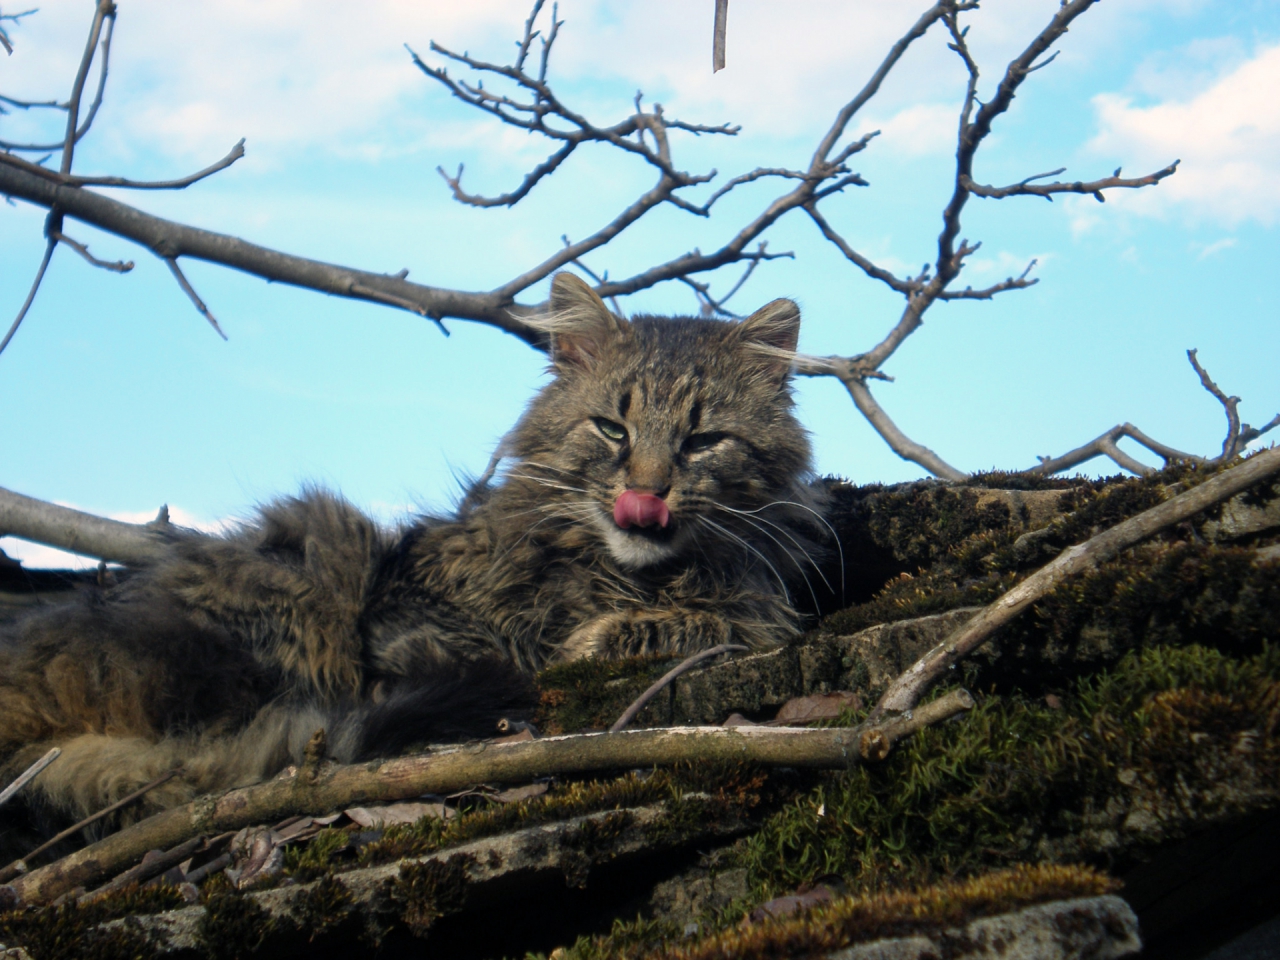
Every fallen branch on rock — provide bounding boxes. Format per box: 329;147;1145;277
6;690;974;905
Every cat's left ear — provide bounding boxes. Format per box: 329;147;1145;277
737;298;800;381
546;272;624;369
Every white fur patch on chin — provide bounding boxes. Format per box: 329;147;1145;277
592;510;682;568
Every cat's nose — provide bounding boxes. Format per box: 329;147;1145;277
613;489;670;529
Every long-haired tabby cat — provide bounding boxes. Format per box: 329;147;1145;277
0;273;823;836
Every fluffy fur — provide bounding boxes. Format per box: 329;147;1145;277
0;273;824;844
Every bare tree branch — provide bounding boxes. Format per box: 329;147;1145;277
1188;348;1242;461
0;160;546;344
0;484;170;565
59;0;115;173
0;771;177;884
872;446;1280;720
961;162;1179;202
1187;349;1280;460
0;4;113;151
0;233;55;356
802;363;967;482
0;139;245;191
0;7;38;56
0;748;60;810
8;705;976;906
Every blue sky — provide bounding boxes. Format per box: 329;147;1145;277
2;0;1277;567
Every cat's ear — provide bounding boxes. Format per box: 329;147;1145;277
737;298;800;381
545;272;623;368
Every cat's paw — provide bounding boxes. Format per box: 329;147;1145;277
559;609;732;660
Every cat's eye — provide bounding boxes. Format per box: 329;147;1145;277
683;432;727;454
594;418;628;443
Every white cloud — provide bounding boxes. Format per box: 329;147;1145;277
964;250;1048;279
863;103;958;158
1086;43;1280;227
1193;237;1237;259
0;0;1078;169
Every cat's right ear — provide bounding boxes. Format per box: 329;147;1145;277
737;298;801;384
545;272;622;369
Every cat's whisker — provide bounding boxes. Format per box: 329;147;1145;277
707;502;828;575
696;516;792;603
713;498;845;605
503;472;590;496
708;506;826;607
491;500;600;564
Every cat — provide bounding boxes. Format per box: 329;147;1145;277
0;272;824;841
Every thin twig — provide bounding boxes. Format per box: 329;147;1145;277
0;234;56;357
872;446;1280;719
165;257;228;340
0;771;178;883
610;644;748;732
1187;348;1242;461
60;0;114;175
0;748;61;810
49;229;133;272
0;140;246;190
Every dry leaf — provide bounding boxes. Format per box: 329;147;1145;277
746;884;835;923
344;802;452;828
492;782;549;804
770;692;862;725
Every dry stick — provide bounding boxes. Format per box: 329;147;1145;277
0;749;61;811
6;711;977;906
610;643;748;732
0;484;169;566
872;446;1280;720
0;771;178;884
713;0;729;73
80;835;206;902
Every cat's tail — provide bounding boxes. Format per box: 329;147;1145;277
2;656;536;833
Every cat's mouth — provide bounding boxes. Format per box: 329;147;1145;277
592;499;686;569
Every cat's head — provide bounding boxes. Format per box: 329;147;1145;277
508;273;813;570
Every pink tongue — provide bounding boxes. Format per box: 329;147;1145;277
613;490;670;529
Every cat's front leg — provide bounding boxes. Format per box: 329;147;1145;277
559;608;740;660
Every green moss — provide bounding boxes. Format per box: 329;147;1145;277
0;883;185;960
555;864;1118;960
281;824;351;882
284;874;355;942
196;888;274;960
388;854;470;938
357;770;676;868
735;644;1280;896
822;464;1279;696
536;656;679;734
560;811;635;888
